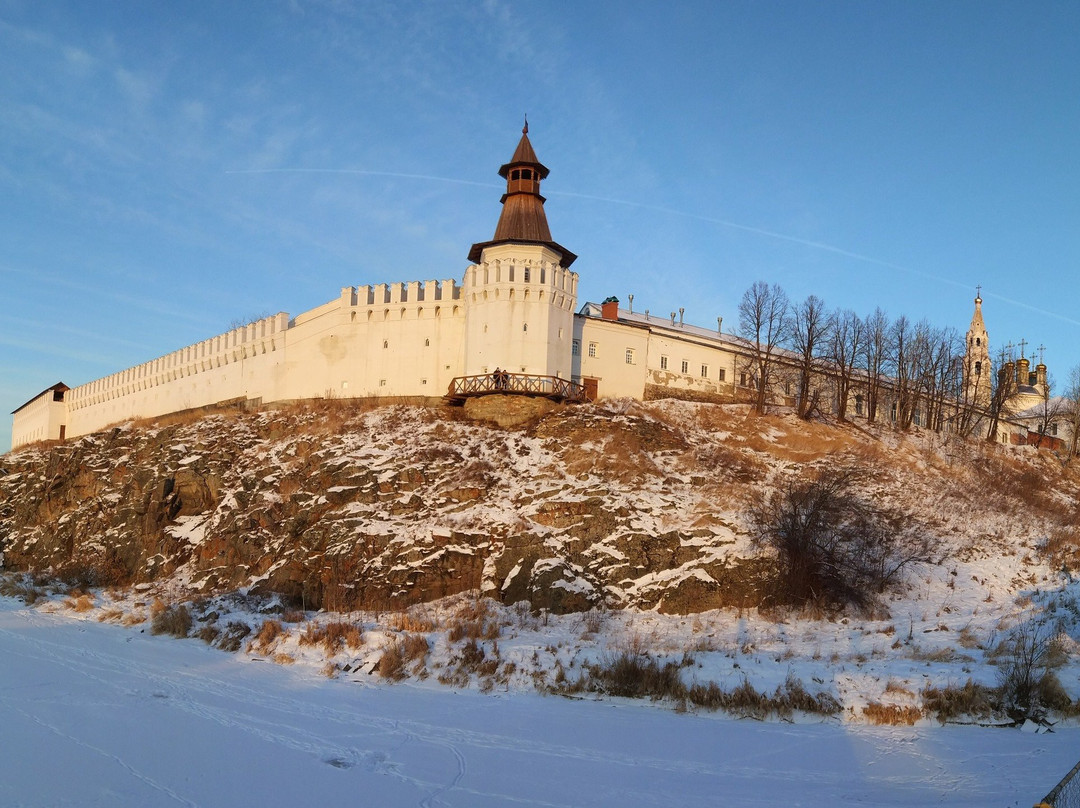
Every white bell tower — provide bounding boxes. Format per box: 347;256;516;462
463;122;578;379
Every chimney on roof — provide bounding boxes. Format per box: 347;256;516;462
717;316;723;333
628;294;634;314
679;307;685;326
601;296;619;321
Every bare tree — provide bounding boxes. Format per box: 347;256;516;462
986;356;1017;444
889;315;916;429
738;281;790;415
861;308;890;424
1030;374;1066;450
750;464;932;609
828;310;864;422
1064;365;1080;460
788;295;832;419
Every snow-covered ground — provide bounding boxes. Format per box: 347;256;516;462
1;597;1075;808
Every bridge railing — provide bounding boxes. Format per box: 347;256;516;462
446;373;588;403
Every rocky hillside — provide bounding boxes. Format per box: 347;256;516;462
2;398;1079;617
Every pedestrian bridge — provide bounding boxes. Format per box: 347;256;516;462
444;373;589;405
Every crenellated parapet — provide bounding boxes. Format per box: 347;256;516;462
66;313;290;413
464;252;578;312
337;279;466;321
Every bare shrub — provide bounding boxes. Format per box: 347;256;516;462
863;703;922;725
0;575;44;605
995;620;1070;721
750;464;932;609
215;621;251;652
196;624;221;644
402;633;429;663
151;604;192;638
586;651;687;702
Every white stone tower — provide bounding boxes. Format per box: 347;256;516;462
963;290;992;407
463;123;578;379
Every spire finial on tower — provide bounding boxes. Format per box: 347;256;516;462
523;115;528;135
975;284;982;303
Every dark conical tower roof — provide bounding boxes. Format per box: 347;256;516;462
468;122;576;266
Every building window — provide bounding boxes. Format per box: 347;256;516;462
625;348;634;365
382;340;388;349
740;372;748;387
855;395;864;415
523;323;528;332
424;338;430;347
660;355;668;370
717;369;726;382
974;361;981;375
379;379;386;387
588;342;597;358
681;360;688;374
421;379;428;385
524;268;531;282
701;364;708;378
572;339;581;356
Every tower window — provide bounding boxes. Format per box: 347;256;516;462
974;361;981;375
524;268;531;282
511;169;520;180
521;169;532;180
523;323;528;332
383;340;388;349
572;339;581;355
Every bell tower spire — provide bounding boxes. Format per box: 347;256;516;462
964;289;991;407
468;124;576;266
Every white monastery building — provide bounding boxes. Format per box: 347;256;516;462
10;126;1073;452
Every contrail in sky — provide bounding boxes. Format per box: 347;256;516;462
227;168;1080;328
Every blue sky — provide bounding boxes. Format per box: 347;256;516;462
2;1;1079;451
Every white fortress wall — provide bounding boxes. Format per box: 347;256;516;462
65;312;291;439
280;279;466;400
56;277;468;442
10;389;67;448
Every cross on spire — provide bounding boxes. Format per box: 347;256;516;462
1039;344;1046;364
1018;338;1028;359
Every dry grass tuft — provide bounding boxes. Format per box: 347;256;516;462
863;703;922;725
65;593;96;612
97;607;125;623
388;610;437;633
921;679;1000;723
378;640;407;680
249;619;284;653
300;621;363;653
884;680;914;697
